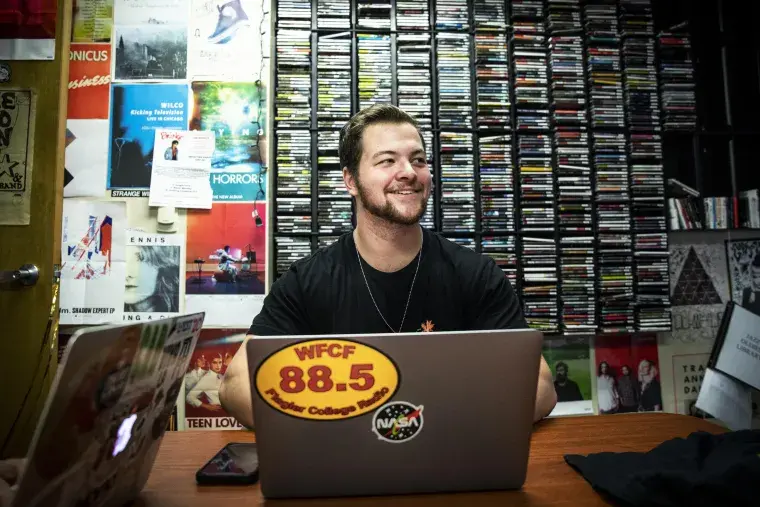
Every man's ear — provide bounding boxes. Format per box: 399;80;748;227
343;166;358;197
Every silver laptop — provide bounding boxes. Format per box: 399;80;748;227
247;328;543;499
12;312;205;507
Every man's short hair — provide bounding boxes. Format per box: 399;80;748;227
555;361;568;372
338;104;425;178
172;140;179;146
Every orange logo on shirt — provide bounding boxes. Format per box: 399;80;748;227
419;320;435;332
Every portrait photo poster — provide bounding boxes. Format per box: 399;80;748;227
113;0;188;81
594;334;662;415
543;335;594;417
123;230;185;323
725;238;760;316
184;203;266;327
59;200;127;325
190;81;267;202
183;328;247;431
108;83;189;189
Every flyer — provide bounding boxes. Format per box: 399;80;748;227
59;200;127;325
190;82;267;202
184;329;247;431
72;0;114;42
108;83;189;189
123;230;185;323
65;44;111;197
148;129;215;209
0;0;56;60
113;0;188;80
188;0;259;81
184;203;266;326
0;90;35;225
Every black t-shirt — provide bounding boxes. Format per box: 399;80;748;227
554;379;583;402
249;228;527;335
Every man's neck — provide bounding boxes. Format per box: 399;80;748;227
354;211;422;273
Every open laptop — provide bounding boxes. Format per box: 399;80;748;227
247;328;543;499
12;312;205;507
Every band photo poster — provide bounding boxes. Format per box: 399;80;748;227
543;336;594;417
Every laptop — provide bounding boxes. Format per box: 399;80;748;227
12;312;205;507
247;328;543;499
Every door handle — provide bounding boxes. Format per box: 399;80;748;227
0;264;39;287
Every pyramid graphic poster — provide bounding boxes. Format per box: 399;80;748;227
667;243;729;343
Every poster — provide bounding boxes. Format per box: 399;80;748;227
123;230;184;322
0;90;35;225
113;0;188;80
543;336;594;416
184;329;247;430
184;203;266;327
726;238;760;316
108;83;189;189
59;200;127;324
65;44;111;197
190;82;267;202
188;0;259;81
594;334;662;414
148;129;214;209
72;0;114;42
667;242;729;343
671;352;711;417
0;0;56;60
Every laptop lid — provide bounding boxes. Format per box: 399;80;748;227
247;328;543;499
13;312;205;507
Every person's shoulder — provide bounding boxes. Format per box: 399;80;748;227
277;232;352;288
426;230;498;274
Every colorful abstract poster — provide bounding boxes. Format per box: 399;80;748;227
113;0;188;80
184;329;247;430
0;0;57;60
188;0;259;81
72;0;114;42
667;242;730;344
726;238;760;316
108;83;189;189
543;336;594;416
123;230;184;322
59;200;127;324
0;90;35;225
184;203;266;327
190;81;267;202
594;334;662;415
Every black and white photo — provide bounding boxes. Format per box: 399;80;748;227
726;238;760;316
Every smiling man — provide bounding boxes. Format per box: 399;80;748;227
219;104;557;428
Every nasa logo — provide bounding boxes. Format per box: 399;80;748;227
371;401;424;444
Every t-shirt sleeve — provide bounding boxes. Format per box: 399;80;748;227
248;267;310;336
464;256;527;330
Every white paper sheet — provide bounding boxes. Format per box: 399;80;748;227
60;200;127;324
149;129;214;209
695;367;753;431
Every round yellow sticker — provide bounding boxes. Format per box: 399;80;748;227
254;339;400;421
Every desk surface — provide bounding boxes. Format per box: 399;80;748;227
137;413;725;507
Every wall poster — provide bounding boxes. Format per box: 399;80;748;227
0;0;57;60
0;90;35;225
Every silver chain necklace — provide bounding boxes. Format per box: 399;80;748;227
355;233;423;333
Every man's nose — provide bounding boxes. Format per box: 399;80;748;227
397;159;416;179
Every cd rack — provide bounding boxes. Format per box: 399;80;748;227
272;0;675;335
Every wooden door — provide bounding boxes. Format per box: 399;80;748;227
0;0;72;459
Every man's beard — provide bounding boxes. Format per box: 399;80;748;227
355;178;428;226
556;374;567;383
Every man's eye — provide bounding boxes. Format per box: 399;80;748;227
381;159;394;165
413;158;427;164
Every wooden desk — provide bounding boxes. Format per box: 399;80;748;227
137;413;725;507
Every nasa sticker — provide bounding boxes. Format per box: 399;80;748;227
371;401;424;443
0;63;9;83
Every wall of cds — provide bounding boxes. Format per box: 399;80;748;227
272;0;696;336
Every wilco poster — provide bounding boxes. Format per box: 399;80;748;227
59;200;127;325
123;231;184;322
65;43;111;197
185;329;247;431
190;81;267;202
668;243;730;343
0;90;35;225
108;83;189;189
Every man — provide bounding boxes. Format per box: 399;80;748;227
219;104;557;429
187;354;224;412
741;253;760;316
164;140;179;161
553;361;583;402
217;245;240;280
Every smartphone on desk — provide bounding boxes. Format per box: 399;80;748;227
196;442;259;485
